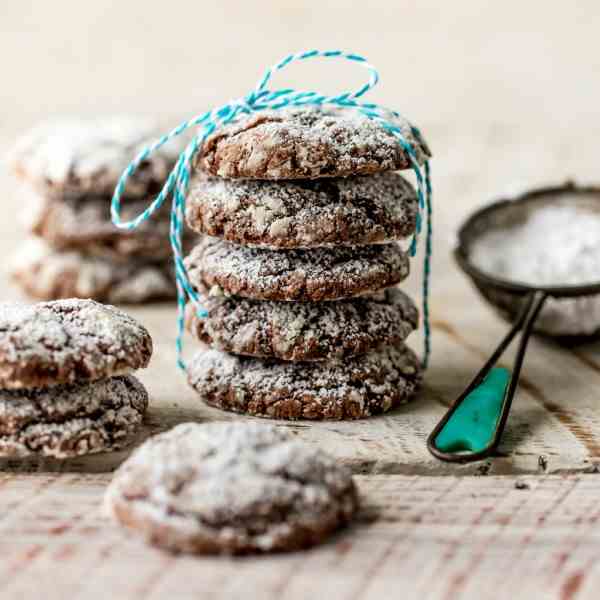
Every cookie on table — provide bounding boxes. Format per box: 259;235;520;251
196;106;430;179
10;238;176;304
0;299;152;389
185;237;409;302
7;115;184;199
0;375;148;458
24;189;175;260
186;171;418;248
186;286;418;361
104;422;359;554
187;344;422;420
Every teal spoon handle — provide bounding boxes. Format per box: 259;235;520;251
427;290;548;462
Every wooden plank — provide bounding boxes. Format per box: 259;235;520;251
0;473;600;599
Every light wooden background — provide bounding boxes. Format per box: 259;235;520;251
2;2;600;598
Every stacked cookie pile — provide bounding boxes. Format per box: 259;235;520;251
183;106;430;420
0;299;152;458
6;116;186;304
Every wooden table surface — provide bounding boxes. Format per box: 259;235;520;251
2;2;600;598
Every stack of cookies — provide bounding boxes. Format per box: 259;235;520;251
6;116;187;303
0;299;152;458
183;106;430;420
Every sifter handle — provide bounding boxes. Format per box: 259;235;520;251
427;290;548;463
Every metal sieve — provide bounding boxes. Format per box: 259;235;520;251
428;182;600;463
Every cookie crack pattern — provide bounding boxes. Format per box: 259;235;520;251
185;287;417;362
104;422;359;553
187;238;409;303
0;300;152;389
187;346;422;420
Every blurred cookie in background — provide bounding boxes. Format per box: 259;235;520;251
10;238;177;304
6;115;188;303
6;115;183;199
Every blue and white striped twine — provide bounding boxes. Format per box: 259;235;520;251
111;49;433;371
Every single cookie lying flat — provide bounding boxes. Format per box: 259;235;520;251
196;106;430;179
0;375;148;458
104;422;358;554
186;287;418;361
185;237;409;302
7;116;185;199
187;344;422;420
25;189;175;260
186;172;418;248
10;238;176;304
0;299;152;389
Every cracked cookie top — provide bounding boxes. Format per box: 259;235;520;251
185;237;409;302
186;286;418;361
24;187;174;259
186;171;418;248
7;116;184;199
195;106;430;180
0;299;153;389
104;421;359;553
10;238;176;304
0;375;148;458
187;344;422;420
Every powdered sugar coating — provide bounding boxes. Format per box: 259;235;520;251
7;116;184;199
469;196;600;336
10;238;176;304
0;375;148;458
24;187;175;260
187;344;422;420
104;422;358;554
196;106;430;179
186;237;409;302
186;287;418;361
0;299;152;389
186;171;418;248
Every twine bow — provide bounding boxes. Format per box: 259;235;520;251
111;49;433;370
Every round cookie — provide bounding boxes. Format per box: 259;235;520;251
7;115;185;199
185;237;409;302
187;344;422;420
0;299;152;389
104;422;359;554
10;238;176;304
196;106;430;180
186;172;418;248
186;287;418;361
0;375;148;458
25;189;174;260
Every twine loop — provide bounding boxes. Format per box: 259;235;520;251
111;49;433;369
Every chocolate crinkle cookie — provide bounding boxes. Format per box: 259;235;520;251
0;299;152;389
187;344;422;420
0;375;148;458
6;115;185;199
104;422;359;554
186;287;418;361
195;106;430;180
185;237;409;302
10;238;176;304
24;188;175;260
186;171;418;248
